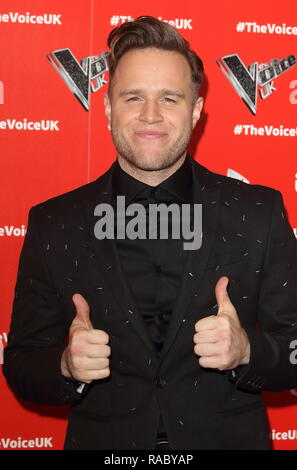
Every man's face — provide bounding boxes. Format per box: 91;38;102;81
104;47;203;171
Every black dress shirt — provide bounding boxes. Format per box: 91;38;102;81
112;154;194;443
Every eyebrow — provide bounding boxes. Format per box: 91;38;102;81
119;88;186;99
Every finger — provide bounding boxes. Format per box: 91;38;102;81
73;368;110;382
215;277;238;319
83;344;111;359
193;330;219;344
194;342;221;357
215;277;232;312
86;329;109;345
195;315;218;332
74;356;110;370
72;293;93;330
198;355;224;369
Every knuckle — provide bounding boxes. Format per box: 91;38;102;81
98;367;110;378
194;321;201;332
69;341;86;357
194;344;200;355
98;345;111;357
104;345;111;356
72;357;85;369
218;329;228;340
99;358;109;369
70;343;82;354
70;331;88;349
99;330;109;344
199;356;206;367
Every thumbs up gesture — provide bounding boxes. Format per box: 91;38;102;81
193;276;250;370
61;293;111;383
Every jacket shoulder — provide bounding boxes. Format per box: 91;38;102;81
28;165;113;220
194;160;280;201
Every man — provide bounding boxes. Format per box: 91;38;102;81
3;16;297;450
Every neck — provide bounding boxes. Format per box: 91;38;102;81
116;152;187;186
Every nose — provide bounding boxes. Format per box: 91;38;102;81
139;99;163;124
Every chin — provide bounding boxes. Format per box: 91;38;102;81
132;153;172;171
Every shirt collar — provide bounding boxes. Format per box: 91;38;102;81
112;154;193;205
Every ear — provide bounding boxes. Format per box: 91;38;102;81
104;92;111;128
192;96;203;129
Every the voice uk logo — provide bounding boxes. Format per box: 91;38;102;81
217;53;296;114
47;48;109;111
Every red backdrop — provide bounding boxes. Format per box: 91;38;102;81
0;0;296;450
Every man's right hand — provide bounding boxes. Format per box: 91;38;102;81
61;293;111;384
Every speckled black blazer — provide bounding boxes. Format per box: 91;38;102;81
3;156;297;450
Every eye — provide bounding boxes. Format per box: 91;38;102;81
126;96;141;102
164;97;176;103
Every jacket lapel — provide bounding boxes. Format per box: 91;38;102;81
159;160;222;363
82;162;157;358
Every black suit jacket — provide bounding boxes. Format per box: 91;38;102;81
3;157;297;450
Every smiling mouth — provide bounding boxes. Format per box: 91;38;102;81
134;131;168;140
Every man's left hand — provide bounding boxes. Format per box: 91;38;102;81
193;276;250;370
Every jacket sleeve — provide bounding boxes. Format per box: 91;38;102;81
227;189;297;392
2;206;87;405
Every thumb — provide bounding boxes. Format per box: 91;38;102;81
71;293;93;330
215;276;237;318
